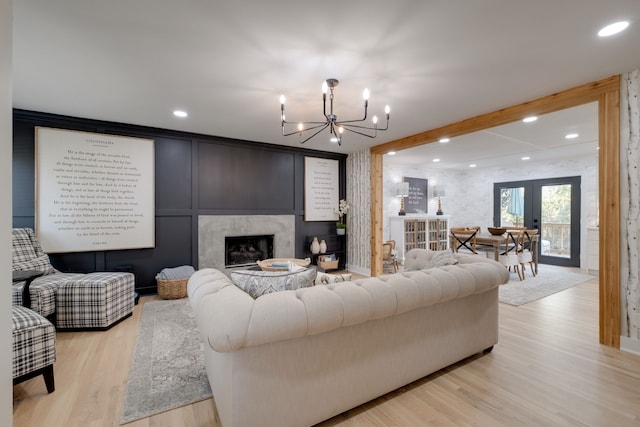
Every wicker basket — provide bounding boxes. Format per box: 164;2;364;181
157;278;188;299
318;258;339;270
257;258;310;272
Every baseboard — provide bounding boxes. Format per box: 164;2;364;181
620;336;640;356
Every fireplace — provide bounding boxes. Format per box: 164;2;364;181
225;235;274;268
199;215;295;274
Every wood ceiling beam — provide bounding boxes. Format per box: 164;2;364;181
370;75;621;347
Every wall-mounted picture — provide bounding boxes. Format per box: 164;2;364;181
304;156;339;221
35;127;155;253
403;177;428;214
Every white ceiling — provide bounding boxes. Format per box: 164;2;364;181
11;1;640;157
385;102;599;169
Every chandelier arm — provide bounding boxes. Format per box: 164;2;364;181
282;119;328;125
323;92;327;117
338;119;389;132
339;125;378;139
299;124;330;144
281;122;329;137
334;107;368;124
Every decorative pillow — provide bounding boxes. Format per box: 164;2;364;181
231;268;317;298
12;253;56;275
314;272;353;286
11;228;40;264
424;250;459;269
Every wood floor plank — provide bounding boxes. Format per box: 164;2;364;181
12;276;640;427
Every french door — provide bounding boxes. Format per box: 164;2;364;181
493;176;581;267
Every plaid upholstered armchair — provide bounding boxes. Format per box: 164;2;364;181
11;228;135;329
11;228;84;320
12;305;56;393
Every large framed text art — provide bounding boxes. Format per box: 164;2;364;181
35;127;155;253
304;157;339;221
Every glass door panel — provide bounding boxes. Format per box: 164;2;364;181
499;186;525;228
540;184;572;259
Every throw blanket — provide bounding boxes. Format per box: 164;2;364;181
156;265;195;280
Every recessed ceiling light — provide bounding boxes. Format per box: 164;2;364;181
469;164;477;168
598;21;630;37
173;110;188;118
330;137;339;143
433;158;440;162
522;156;531;160
439;138;450;143
522;116;538;123
387;151;396;155
565;133;579;139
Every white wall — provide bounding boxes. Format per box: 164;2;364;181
1;0;12;422
383;154;598;269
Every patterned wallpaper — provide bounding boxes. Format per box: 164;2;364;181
346;150;371;275
621;69;640;341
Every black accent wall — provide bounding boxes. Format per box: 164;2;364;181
13;109;347;294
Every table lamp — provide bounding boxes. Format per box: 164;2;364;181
395;181;410;216
433;185;445;215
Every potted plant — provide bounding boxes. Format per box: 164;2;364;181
335;199;350;235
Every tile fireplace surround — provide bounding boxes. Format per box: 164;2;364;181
198;215;296;275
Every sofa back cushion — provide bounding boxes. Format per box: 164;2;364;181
189;259;509;353
12;228;55;274
231;268;317;298
404;249;458;271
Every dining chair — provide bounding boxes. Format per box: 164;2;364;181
498;230;525;280
518;229;538;277
387;240;400;272
450;227;479;254
382;242;399;273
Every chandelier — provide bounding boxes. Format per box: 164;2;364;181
279;78;390;146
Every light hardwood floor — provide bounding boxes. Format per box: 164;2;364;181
12;275;640;427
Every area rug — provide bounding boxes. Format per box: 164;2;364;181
499;264;595;306
120;299;212;424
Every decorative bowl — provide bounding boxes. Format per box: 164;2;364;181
257;258;311;271
487;227;506;235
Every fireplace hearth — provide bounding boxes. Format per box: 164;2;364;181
225;235;274;267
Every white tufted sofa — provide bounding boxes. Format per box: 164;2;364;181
188;251;509;427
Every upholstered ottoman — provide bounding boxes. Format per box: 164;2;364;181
13;305;56;393
12;273;85;320
56;272;135;330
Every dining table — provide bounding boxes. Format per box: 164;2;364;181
475;232;539;274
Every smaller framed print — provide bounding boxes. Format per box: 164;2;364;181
404;177;428;214
304;157;339;221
